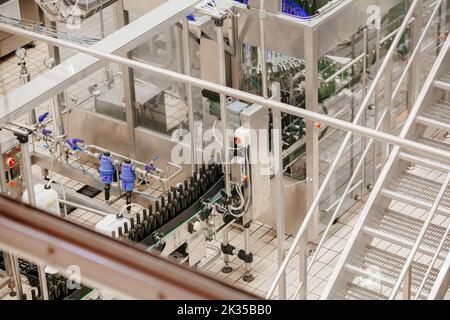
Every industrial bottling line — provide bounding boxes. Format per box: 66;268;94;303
0;0;449;300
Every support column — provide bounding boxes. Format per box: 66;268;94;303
272;82;286;299
16;133;49;300
381;58;393;164
181;18;197;173
216;18;233;273
116;0;137;159
304;29;319;243
0;148;24;300
409;3;424;107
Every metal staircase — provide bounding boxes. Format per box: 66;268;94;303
322;34;450;300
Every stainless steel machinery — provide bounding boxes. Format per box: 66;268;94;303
0;0;448;301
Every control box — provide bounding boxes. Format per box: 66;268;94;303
0;133;24;199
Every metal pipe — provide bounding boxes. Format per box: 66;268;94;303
361;27;368;197
243;227;253;281
215;20;231;196
272;82;286;299
389;171;450;299
18;57;36;126
19;136;49;300
266;0;420;299
415;209;450;299
182;18;197;174
59;199;109;217
372;27;381;187
259;0;268;99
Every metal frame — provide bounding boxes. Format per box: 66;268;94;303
0;195;256;299
0;0;450;300
322;11;450;300
266;0;422;299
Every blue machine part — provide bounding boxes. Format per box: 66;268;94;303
282;0;309;17
98;153;115;185
38;112;50;123
187;14;195;21
66;138;85;151
233;0;309;17
145;156;159;172
42;128;52;136
120;161;136;192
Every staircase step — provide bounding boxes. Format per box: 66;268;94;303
346;246;439;294
336;283;388;300
417;100;450;131
364;209;450;258
398;137;450;171
434;72;450;91
381;172;450;217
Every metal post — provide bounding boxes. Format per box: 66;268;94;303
243;226;254;282
259;0;268;99
403;266;412;299
361;27;368;196
216;19;232;273
372;28;381;185
408;3;424;108
381;58;393;164
304;28;319;243
0;150;24;299
272;82;286;299
215;20;231;196
174;26;184;96
182;18;197;173
16;133;49;300
230;9;241;89
116;0;137;159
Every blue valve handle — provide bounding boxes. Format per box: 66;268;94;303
145;156;160;172
66;138;85;151
38;112;50;123
42;128;52;136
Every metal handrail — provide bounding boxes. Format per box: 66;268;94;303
415;200;450;299
290;0;445;299
289;109;388;299
290;109;384;299
389;170;450;299
266;0;420;299
392;0;443;100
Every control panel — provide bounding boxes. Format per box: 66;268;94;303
1;137;24;199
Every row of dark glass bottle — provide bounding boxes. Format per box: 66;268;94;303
115;163;224;243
